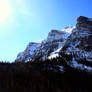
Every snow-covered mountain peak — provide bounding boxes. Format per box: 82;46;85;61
47;27;75;42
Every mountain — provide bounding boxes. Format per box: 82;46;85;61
60;16;92;72
15;27;74;62
15;16;92;70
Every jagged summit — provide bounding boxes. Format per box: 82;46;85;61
77;16;92;23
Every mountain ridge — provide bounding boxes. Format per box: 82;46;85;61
15;26;74;62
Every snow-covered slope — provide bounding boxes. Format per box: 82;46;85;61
15;41;42;62
15;27;74;62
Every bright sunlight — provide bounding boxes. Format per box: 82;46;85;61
0;0;11;22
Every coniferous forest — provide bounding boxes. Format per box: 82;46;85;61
0;55;92;92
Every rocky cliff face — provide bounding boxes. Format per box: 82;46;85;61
59;16;92;72
15;27;74;62
60;16;92;62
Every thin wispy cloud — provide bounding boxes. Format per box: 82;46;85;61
15;0;33;16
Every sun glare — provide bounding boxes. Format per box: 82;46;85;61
0;0;11;22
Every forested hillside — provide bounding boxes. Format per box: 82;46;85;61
0;56;92;92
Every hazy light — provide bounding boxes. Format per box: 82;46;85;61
0;0;11;22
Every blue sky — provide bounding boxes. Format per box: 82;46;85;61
0;0;92;61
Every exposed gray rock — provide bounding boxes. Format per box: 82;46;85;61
60;16;92;62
